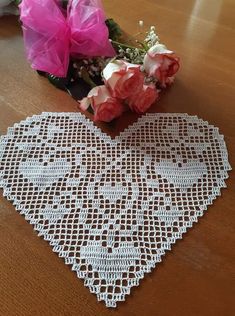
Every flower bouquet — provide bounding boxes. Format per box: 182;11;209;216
18;0;180;122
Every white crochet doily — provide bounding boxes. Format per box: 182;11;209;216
0;112;231;307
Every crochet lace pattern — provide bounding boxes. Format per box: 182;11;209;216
0;112;231;307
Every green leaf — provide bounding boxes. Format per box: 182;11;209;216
105;18;122;41
14;0;22;5
47;74;68;91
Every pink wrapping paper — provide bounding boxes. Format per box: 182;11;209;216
19;0;116;77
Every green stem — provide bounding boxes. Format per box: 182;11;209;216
80;67;96;88
111;40;146;53
135;40;149;51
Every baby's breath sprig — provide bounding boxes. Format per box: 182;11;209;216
144;26;160;48
111;39;147;65
111;40;146;53
110;22;161;65
74;58;108;79
118;46;146;64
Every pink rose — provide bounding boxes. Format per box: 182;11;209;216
127;84;159;114
80;85;124;122
103;60;144;99
143;44;180;87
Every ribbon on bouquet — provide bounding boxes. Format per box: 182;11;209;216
19;0;116;77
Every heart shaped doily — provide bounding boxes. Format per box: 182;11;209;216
0;112;231;307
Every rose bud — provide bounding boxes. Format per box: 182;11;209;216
143;44;180;88
80;85;124;122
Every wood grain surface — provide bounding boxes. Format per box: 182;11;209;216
0;1;234;315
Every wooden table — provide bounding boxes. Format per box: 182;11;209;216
0;1;234;315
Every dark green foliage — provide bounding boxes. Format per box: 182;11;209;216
105;18;122;41
46;62;74;90
36;61;103;103
47;74;68;91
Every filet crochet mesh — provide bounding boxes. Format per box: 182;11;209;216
0;112;231;307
